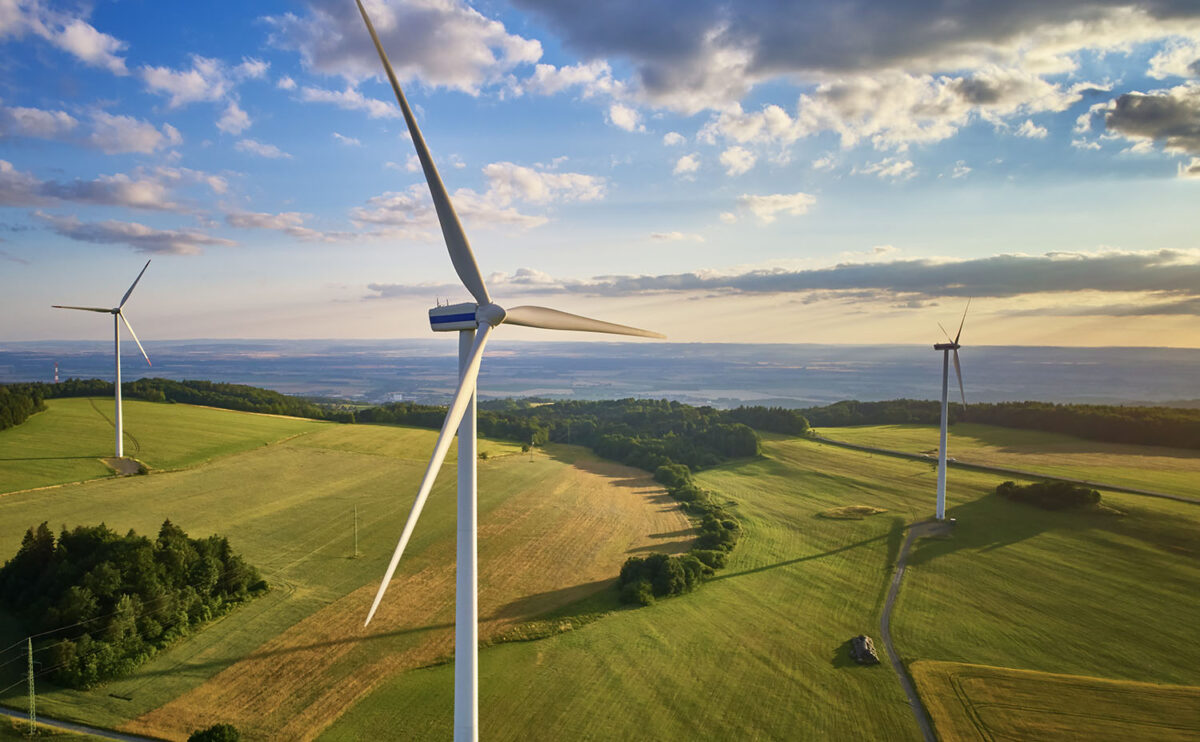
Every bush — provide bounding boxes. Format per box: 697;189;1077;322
996;480;1101;510
188;724;240;742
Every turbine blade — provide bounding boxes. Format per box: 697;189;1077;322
119;259;151;309
952;348;966;408
365;324;493;626
53;305;112;313
954;298;971;345
353;0;490;306
936;321;953;344
119;313;151;366
503;305;665;339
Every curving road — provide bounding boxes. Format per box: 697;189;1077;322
0;705;164;741
879;521;947;742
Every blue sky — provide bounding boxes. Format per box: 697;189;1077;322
2;0;1199;346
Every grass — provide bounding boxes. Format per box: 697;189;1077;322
0;397;324;493
320;433;1200;740
818;422;1200;498
0;411;688;740
912;660;1200;741
819;505;889;519
0;717;109;740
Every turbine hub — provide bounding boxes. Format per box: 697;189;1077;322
476;303;507;327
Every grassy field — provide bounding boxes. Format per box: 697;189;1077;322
818;422;1200;498
0;409;688;740
321;433;1200;741
0;397;324;493
912;661;1200;741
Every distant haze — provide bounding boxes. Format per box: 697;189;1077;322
3;341;1197;409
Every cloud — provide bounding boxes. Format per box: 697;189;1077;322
0;104;78;139
332;132;362;146
854;157;916;181
352;160;605;231
297;84;399;118
951;160;971;178
1148;39;1200;79
650;231;704;242
734;192;816;223
1015;118;1048;138
1104;82;1200;155
266;0;542;94
0;161;226;211
0;2;128;74
35;212;234;255
607;102;643;131
225;211;349;242
1179;157;1200;177
217;101;252;134
673;153;699;175
719;145;755;176
235;138;292;159
141;55;232;107
512;0;1200;112
277;75;297;90
662;131;685;146
87;112;182;154
517;60;620;98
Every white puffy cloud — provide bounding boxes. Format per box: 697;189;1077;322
352;160;605;231
673;153;699;175
1178;157;1200;177
662;131;685;146
734;192;815;223
0;160;47;206
266;0;542;94
719;146;755;176
141;56;232;107
35;212;234;255
951;160;972;178
607;102;643;131
277;75;297;90
0;2;128;74
1016;119;1049;138
235;139;292;159
297;85;399;118
0;161;225;211
1148;39;1200;79
225;211;347;242
88;113;182;154
332;132;362;146
517;60;620;98
216;101;252;135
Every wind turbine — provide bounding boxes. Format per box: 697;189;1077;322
933;301;968;520
53;260;152;458
352;2;663;740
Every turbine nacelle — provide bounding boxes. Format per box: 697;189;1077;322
932;342;960;351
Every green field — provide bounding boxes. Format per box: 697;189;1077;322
2;406;1199;740
0;404;687;739
818;422;1200;498
0;397;325;493
912;661;1200;741
322;433;1200;740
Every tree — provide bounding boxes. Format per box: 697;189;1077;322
188;723;240;742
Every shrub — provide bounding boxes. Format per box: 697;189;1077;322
996;480;1101;510
188;724;240;742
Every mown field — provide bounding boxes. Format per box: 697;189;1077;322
0;404;689;740
321;433;1200;741
912;661;1200;741
818;422;1200;498
0;397;324;493
3;405;1199;740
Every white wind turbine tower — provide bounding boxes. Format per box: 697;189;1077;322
52;260;152;458
933;301;969;520
352;2;664;740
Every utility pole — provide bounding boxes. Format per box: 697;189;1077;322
27;637;35;736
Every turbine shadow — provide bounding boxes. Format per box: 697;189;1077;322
710;531;894;582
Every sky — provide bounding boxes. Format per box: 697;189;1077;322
1;0;1199;347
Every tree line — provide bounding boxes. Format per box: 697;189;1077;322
0;384;46;430
0;520;267;688
800;398;1200;450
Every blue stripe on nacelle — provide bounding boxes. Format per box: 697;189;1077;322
430;312;476;324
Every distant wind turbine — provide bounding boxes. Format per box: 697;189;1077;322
353;2;663;740
933;301;969;520
53;260;152;458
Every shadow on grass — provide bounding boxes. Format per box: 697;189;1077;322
709;530;895;583
487;578;616;622
0;455;107;462
906;490;1200;568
